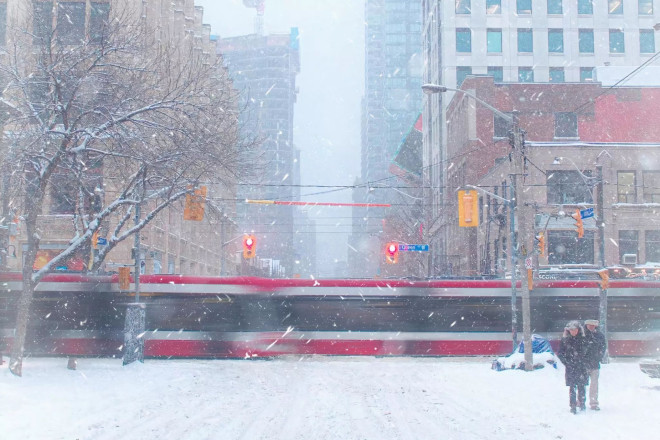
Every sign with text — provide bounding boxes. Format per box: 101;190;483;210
398;244;429;252
580;207;594;219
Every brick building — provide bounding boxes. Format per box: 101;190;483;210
444;75;660;276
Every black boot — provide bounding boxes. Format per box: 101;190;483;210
570;406;577;414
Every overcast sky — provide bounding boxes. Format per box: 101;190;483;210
195;1;365;273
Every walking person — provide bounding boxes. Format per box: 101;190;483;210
583;319;607;410
557;320;589;414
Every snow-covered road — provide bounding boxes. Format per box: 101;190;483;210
1;356;659;439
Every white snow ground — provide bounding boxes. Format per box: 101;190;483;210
1;356;659;440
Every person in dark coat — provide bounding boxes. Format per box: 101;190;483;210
557;320;589;414
583;319;607;410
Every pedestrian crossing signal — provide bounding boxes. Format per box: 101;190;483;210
243;234;257;259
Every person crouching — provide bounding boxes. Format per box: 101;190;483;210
558;320;589;414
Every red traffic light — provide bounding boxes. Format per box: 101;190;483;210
385;242;399;264
243;234;257;259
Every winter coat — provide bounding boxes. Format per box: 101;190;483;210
557;328;589;387
583;328;607;370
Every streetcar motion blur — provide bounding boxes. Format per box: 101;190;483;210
1;271;658;358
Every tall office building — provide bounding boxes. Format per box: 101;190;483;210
422;0;660;274
350;0;423;277
218;29;301;276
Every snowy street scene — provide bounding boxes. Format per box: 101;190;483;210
2;356;659;440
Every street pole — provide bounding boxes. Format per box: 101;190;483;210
511;120;533;370
596;164;609;363
509;176;518;352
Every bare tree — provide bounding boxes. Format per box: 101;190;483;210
0;2;256;375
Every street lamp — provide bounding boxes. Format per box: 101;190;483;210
422;83;534;370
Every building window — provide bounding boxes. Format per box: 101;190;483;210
547;170;594;204
0;3;6;46
456;0;471;14
646;231;660;263
609;0;623;14
457;66;472;86
33;0;53;43
580;67;594;81
518;29;533;53
548;29;564;53
518;67;534;82
487;29;502;53
49;173;77;215
578;0;593;14
610;29;625;53
643;171;660;202
554;112;577;137
487;0;501;14
619;230;639;263
57;1;86;46
487;66;503;82
617;171;636;203
579;29;595;53
547;0;562;14
548;231;595;265
640;30;655;53
549;67;565;83
493;113;511;137
90;2;111;44
517;0;532;14
456;28;472;52
639;0;654;14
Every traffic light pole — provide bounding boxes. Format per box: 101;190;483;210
511;121;534;371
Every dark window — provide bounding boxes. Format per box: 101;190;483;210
90;2;111;45
518;67;534;82
456;66;472;86
549;67;565;83
49;173;77;215
646;231;660;263
487;0;501;14
578;0;593;14
580;67;594;82
619;230;639;263
640;29;655;53
548;230;595;265
547;0;562;14
610;29;625;53
517;0;532;14
579;29;595;53
643;171;660;203
456;0;471;14
548;29;564;53
0;3;6;46
617;171;636;203
487;66;503;82
57;2;86;46
554;112;578;137
547;170;593;204
33;1;53;44
456;28;471;52
518;29;533;53
493;113;511;138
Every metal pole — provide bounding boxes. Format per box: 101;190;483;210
512;121;533;370
220;216;226;276
596;164;609;362
134;197;141;302
509;176;518;352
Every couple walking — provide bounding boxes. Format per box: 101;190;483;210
557;319;607;414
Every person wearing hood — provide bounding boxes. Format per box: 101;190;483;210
583;319;607;410
557;320;589;414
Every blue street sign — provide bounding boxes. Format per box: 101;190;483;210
580;208;594;219
97;237;108;246
398;244;429;252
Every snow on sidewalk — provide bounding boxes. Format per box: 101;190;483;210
1;356;658;440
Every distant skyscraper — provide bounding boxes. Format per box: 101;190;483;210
218;29;301;275
350;0;422;277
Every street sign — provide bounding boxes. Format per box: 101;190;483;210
97;237;107;246
398;244;429;252
580;207;594;219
